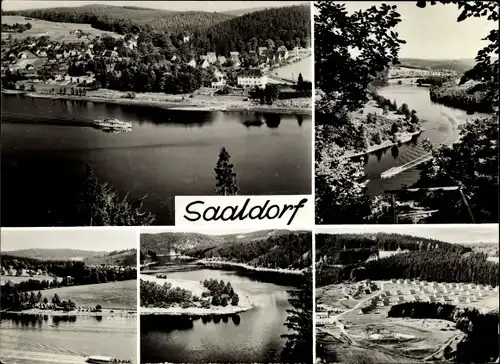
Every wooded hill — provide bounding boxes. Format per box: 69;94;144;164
199;5;311;54
184;231;312;269
3;5;234;35
398;58;476;72
316;233;498;287
3;5;311;55
140;230;293;255
3;248;107;260
3;249;137;267
84;249;137;267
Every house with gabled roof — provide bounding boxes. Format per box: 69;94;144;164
258;46;268;56
237;68;267;88
187;59;197;67
217;56;226;65
206;52;217;64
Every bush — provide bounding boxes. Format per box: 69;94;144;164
95;304;102;312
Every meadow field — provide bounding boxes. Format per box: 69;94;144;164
41;280;137;310
2;15;121;42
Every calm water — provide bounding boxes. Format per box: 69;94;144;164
140;260;294;363
0;314;137;363
364;80;491;195
1;94;311;226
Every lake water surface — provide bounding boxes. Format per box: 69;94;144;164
1;94;311;226
140;259;295;363
0;314;137;363
364;80;491;195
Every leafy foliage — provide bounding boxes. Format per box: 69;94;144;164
75;164;155;226
414;116;498;223
315;1;405;113
140;279;194;308
281;269;313;363
1;284;78;311
314;1;405;224
214;147;239;196
202;278;239;306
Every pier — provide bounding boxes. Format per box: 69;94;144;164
380;152;433;179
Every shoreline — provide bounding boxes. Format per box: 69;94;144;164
1;307;136;317
196;259;306;275
1;88;312;115
140;273;253;316
344;129;424;159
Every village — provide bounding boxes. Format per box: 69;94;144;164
1;24;312;94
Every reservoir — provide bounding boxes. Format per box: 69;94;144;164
140;258;296;363
1;94;311;226
364;79;491;195
0;313;137;363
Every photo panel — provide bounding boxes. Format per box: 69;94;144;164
0;227;139;364
314;0;498;224
314;224;499;364
1;0;313;228
139;227;313;363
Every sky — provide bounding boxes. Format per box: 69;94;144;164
319;1;495;60
1;228;138;251
316;224;499;245
2;0;309;12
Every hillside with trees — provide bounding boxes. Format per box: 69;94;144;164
185;231;312;269
140;230;296;256
85;249;137;267
3;5;233;35
316;233;498;288
3;248;107;260
196;5;311;55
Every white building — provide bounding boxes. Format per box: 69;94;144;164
237;69;268;88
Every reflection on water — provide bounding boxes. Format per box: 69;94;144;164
1;94;311;226
140;262;294;363
364;84;492;195
0;313;137;361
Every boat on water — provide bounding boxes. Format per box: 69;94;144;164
85;356;113;363
92;118;132;130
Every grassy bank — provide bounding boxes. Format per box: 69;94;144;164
38;280;137;310
3;86;312;115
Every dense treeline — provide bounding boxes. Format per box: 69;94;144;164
4;5;233;35
1;284;78;311
429;82;494;113
318;250;498;287
197;5;311;55
1;22;32;33
202;278;239;306
316;233;470;257
389;302;498;363
2;255;136;288
185;231;312;269
140;279;195;309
